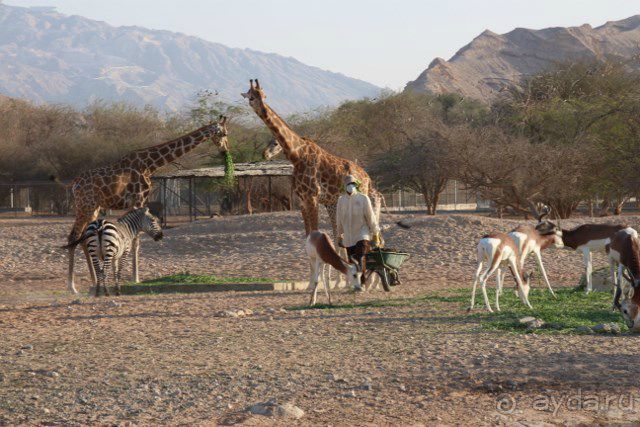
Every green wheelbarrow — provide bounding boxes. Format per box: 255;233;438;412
365;248;410;292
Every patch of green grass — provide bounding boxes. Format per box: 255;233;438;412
288;288;469;311
134;273;273;286
288;286;625;334
467;287;624;334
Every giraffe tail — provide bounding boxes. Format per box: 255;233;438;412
61;232;91;250
371;188;389;220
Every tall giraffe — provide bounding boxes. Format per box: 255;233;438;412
241;79;381;242
61;116;230;293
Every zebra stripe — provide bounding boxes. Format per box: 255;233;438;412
80;208;162;296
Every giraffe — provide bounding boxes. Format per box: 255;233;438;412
60;116;230;293
241;79;381;247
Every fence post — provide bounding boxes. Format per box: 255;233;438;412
454;179;458;211
162;179;168;227
189;178;194;221
289;176;294;210
268;176;273;212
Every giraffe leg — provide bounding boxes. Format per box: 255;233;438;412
81;242;97;286
67;211;99;293
300;199;315;236
67;247;78;294
305;200;319;232
131;236;140;283
301;200;319;284
102;257;111;297
325;203;344;288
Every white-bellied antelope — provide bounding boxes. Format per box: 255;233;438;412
606;228;640;328
470;232;532;312
305;231;362;306
536;217;626;293
509;205;564;297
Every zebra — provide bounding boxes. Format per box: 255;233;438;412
64;207;163;296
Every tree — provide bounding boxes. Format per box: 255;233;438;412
490;58;640;216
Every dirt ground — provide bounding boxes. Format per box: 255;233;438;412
2;211;640;425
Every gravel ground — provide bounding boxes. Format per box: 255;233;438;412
2;211;640;425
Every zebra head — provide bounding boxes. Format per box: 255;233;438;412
140;207;163;241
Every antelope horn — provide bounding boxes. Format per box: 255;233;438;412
540;204;551;220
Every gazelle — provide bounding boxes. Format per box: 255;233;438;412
305;230;362;306
470;232;533;312
535;215;626;293
509;205;564;297
606;228;640;322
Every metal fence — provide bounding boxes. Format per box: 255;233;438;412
382;180;487;211
0;178;486;219
0;182;72;216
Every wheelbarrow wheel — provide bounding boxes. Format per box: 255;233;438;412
378;269;392;292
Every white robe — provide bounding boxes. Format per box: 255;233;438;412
337;192;379;248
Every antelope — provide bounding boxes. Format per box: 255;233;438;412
470;232;533;312
536;216;626;293
509;205;564;298
305;230;362;306
606;228;640;323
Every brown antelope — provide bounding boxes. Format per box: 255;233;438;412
607;228;640;324
470;232;533;312
305;230;362;306
509;205;564;297
535;216;626;293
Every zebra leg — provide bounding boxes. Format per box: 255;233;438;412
113;258;122;296
93;259;104;297
101;257;111;297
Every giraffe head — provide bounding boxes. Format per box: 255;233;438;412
241;79;266;111
262;139;282;160
206;115;230;153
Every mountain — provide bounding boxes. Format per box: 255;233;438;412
0;5;380;113
405;16;640;100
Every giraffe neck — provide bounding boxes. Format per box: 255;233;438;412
125;126;214;173
254;103;306;163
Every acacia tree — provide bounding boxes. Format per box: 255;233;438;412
295;91;484;214
490;58;640;216
370;118;456;214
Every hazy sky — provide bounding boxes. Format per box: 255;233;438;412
6;0;640;89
